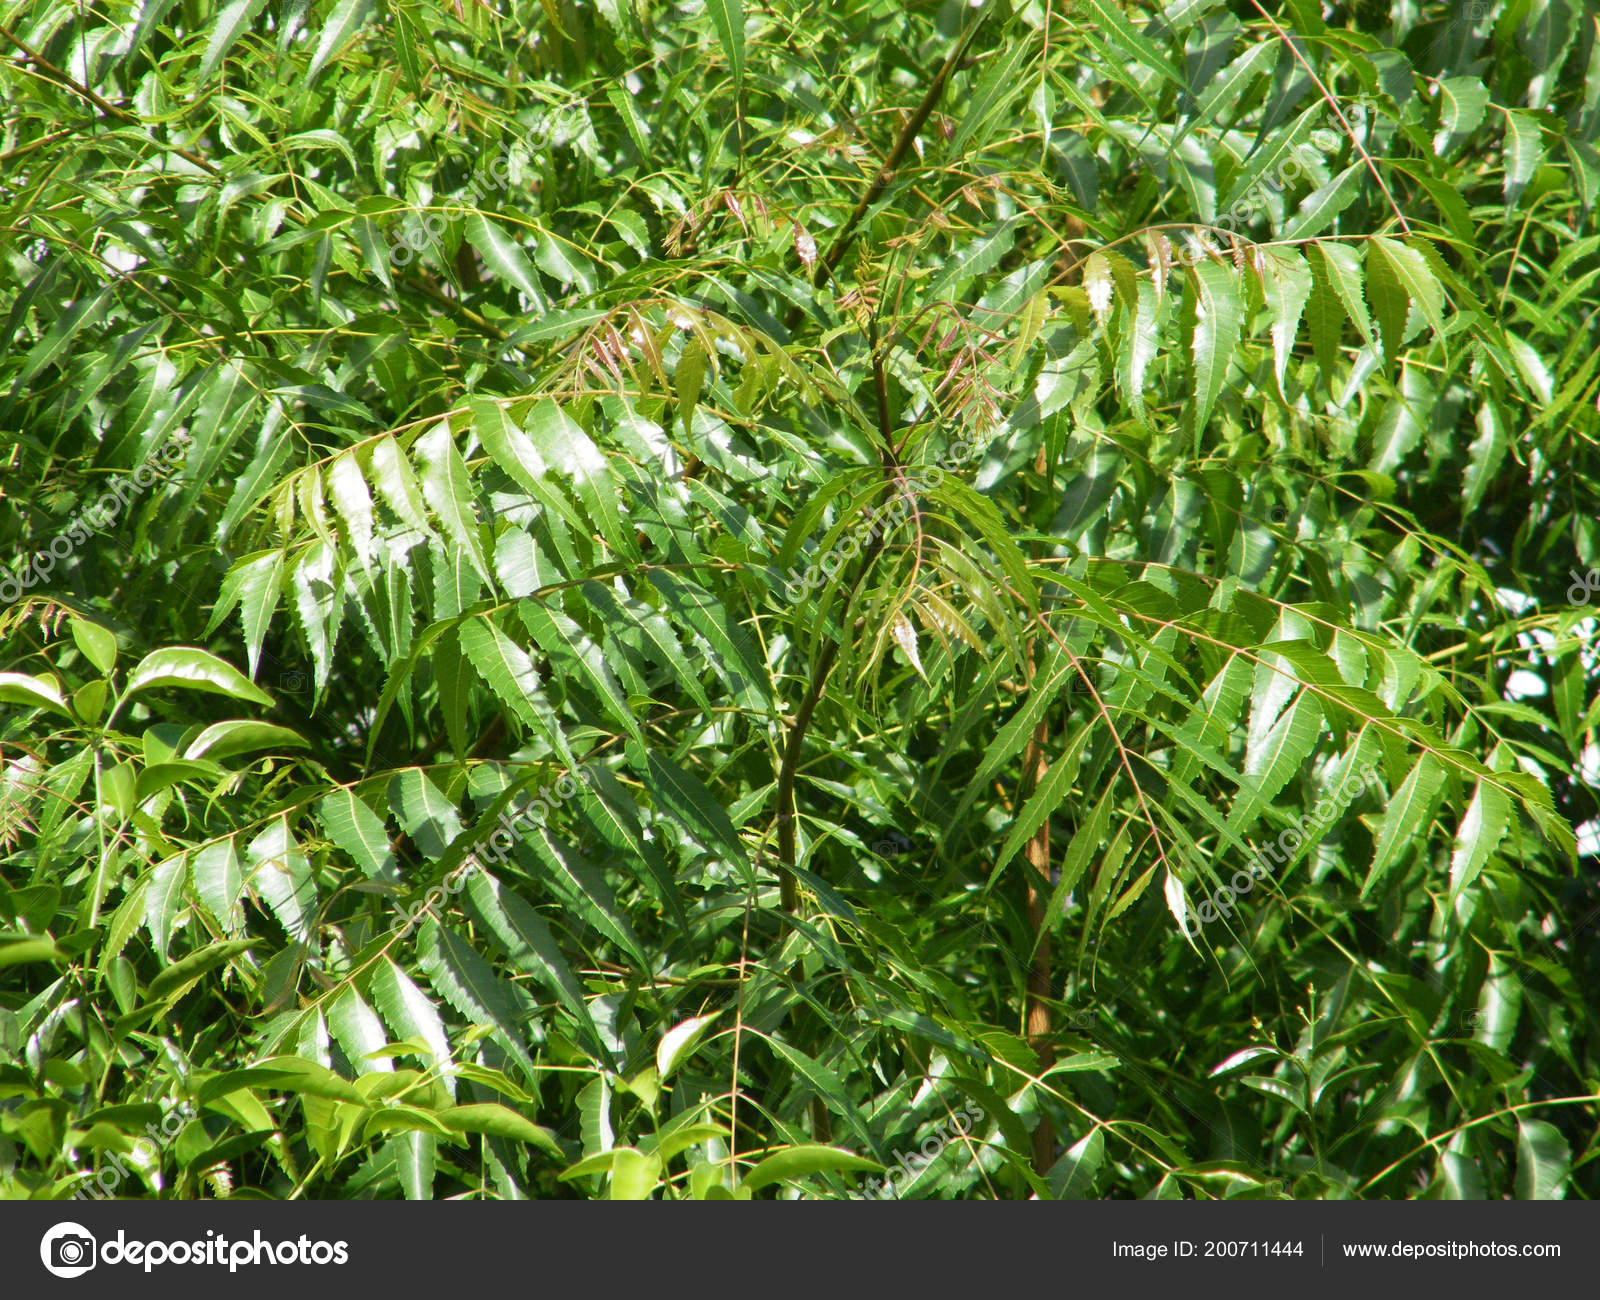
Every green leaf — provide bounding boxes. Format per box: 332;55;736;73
1301;242;1346;375
458;616;577;769
656;1013;718;1080
0;936;67;968
327;452;375;570
327;985;395;1073
642;751;747;867
1464;401;1508;512
70;619;117;675
1448;776;1512;905
1049;1127;1105;1199
319;788;397;879
1434;77;1489;156
370;956;455;1079
1363;754;1445;896
412;422;490;582
1502;109;1546;208
146;938;255;1000
394;1131;436;1199
246;816;317;942
462;871;615;1066
125;647;272;707
1079;0;1186;90
144;853;188;960
1515;1119;1571;1200
1369;235;1446;347
994;743;1079;877
1282;163;1364;240
307;0;375;83
388;769;464;861
366;437;432;534
1259;248;1312;398
704;0;745;90
200;0;270;82
208;551;284;677
740;1144;881;1192
0;672;71;716
520;400;627;556
1186;260;1242;437
436;1103;561;1156
1437;1150;1485;1200
519;600;643;742
761;1035;876;1151
185;720;308;762
191;840;244;932
465;214;545;304
418;922;537;1076
1311;240;1375;354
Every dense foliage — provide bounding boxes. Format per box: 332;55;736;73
2;0;1598;1200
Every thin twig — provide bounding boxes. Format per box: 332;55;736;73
1245;0;1411;235
0;25;222;177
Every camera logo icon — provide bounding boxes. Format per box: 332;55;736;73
41;1222;97;1278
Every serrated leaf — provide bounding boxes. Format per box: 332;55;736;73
327;452;375;570
1364;754;1445;896
458;616;577;769
1312;240;1374;353
208;550;284;677
465;213;545;304
418;922;536;1076
370;956;454;1084
412;422;490;582
1282;163;1365;241
366;437;432;534
644;751;746;866
995;744;1078;877
144;853;188;960
246;816;317;942
1449;777;1512;905
704;0;744;89
200;0;270;83
319;788;397;879
1370;235;1445;347
388;769;463;861
191;840;244;933
307;0;374;82
1503;109;1546;208
519;600;643;742
463;871;614;1066
1515;1119;1571;1199
1260;247;1311;398
1434;76;1489;156
146;937;254;1000
328;985;394;1073
1186;260;1242;436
